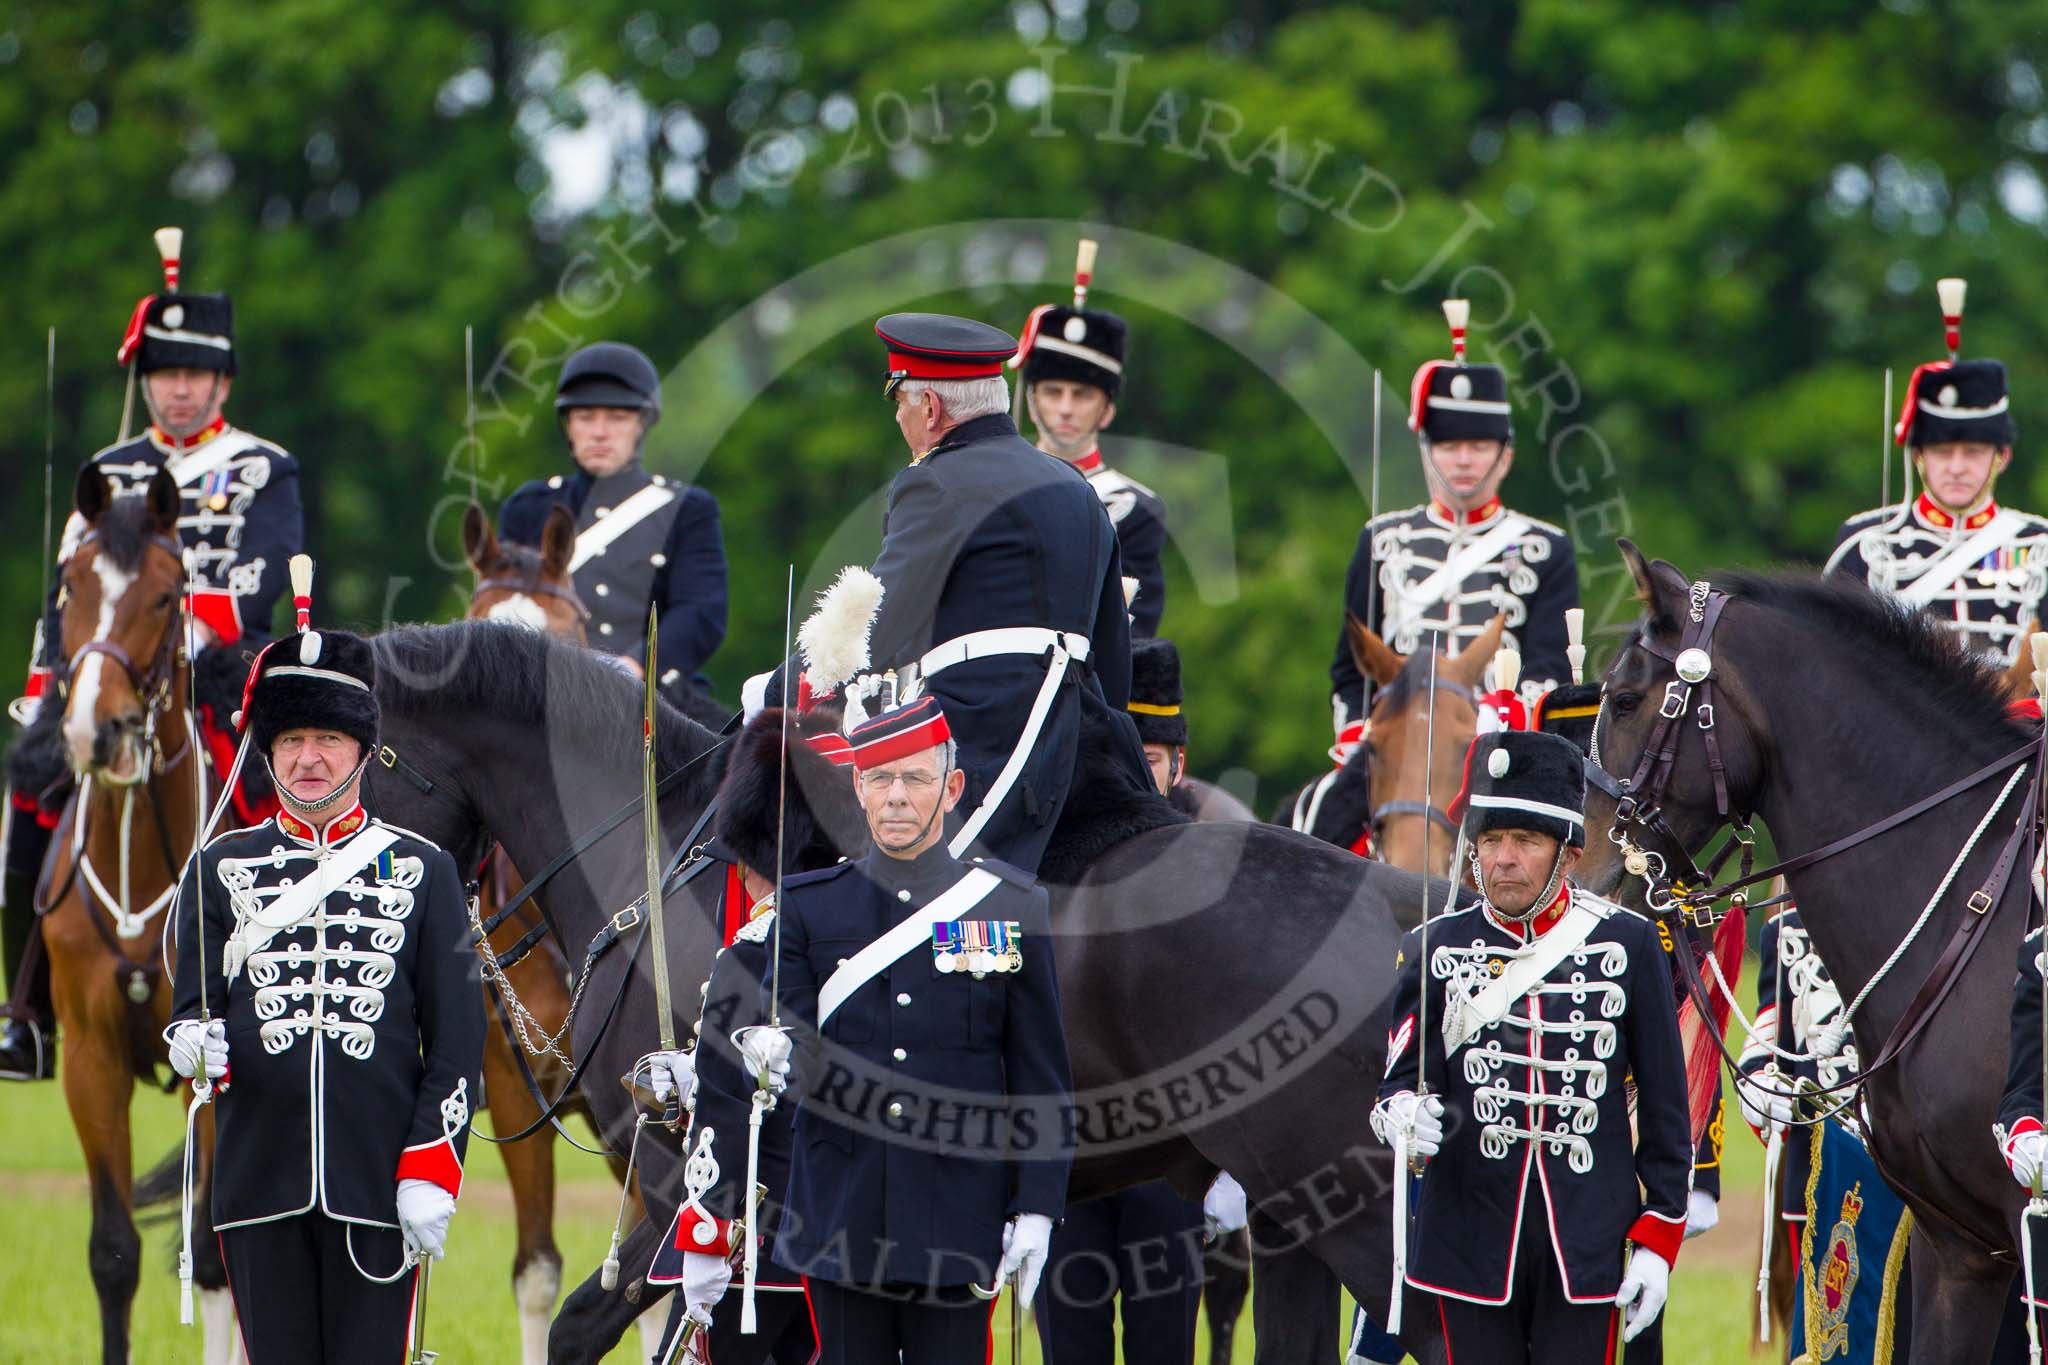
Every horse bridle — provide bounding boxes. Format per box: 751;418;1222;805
63;530;191;772
1367;670;1475;845
469;573;590;624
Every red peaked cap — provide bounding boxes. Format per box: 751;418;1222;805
876;312;1017;396
847;695;952;771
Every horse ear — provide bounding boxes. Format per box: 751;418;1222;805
2001;620;2042;701
539;503;576;580
461;502;495;574
75;464;113;525
1618;537;1690;635
144;470;180;535
1445;612;1506;688
1346;612;1405;686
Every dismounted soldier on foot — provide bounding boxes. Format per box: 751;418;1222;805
1328;300;1576;762
1827;276;2048;666
1374;729;1690;1363
684;697;1076;1363
4;227;303;1081
166;600;483;1363
499;341;729;701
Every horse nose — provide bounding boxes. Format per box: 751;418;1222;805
91;714;138;770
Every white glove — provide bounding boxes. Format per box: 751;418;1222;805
396;1178;456;1261
1203;1171;1249;1237
1684;1189;1719;1239
1616;1248;1670;1342
1734;1073;1793;1131
741;671;772;723
1374;1091;1444;1159
167;1019;228;1080
681;1249;732;1325
645;1049;698;1109
735;1027;792;1097
2010;1129;2048;1190
998;1212;1054;1307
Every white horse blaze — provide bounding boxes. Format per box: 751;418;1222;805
486;594;552;633
61;557;138;766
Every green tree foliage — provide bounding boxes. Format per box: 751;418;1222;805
6;0;2048;800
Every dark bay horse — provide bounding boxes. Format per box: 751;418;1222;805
1581;541;2038;1365
460;500;665;1364
46;469;233;1364
361;621;1439;1363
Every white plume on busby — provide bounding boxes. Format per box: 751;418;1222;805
798;566;885;693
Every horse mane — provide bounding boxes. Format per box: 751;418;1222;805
1715;569;2029;748
373;620;728;788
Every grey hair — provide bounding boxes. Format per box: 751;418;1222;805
899;375;1010;423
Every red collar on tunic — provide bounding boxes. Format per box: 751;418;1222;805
277;802;368;848
1914;491;1998;531
1429;495;1503;527
150;415;228;453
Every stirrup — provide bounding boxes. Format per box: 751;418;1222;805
0;1015;53;1082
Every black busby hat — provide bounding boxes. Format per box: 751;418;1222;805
556;342;662;421
238;556;377;758
124;294;236;376
115;227;237;376
1450;730;1585;849
1409;299;1510;444
1533;682;1604;758
1127;638;1186;747
1896;359;2015;450
1015;305;1128;398
1410;362;1511;444
241;629;379;758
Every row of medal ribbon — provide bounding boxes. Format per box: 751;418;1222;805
933;919;1022;976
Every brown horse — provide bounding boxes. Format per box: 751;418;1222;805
1277;612;1503;877
46;468;236;1364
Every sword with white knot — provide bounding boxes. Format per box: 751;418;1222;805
608;603;679;1292
731;568;797;1333
2023;633;2048;1365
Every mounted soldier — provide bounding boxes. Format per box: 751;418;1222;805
750;312;1152;876
1373;728;1689;1361
3;226;303;1081
166;580;483;1362
1328;300;1577;760
1010;240;1169;636
499;341;728;700
1826;276;2048;665
1999;926;2048;1344
671;697;1075;1363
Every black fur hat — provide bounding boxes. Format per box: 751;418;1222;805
242;629;379;757
1019;305;1128;398
1128;638;1186;747
1534;682;1603;757
1898;359;2015;449
714;709;867;876
1451;730;1585;849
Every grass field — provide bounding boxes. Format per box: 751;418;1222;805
0;1066;1778;1363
